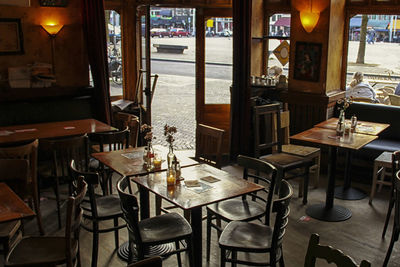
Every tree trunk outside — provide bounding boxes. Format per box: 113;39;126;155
356;15;368;64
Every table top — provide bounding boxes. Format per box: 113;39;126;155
92;145;199;177
0;119;116;144
0;183;35;223
290;127;378;150
314;118;390;136
131;164;264;210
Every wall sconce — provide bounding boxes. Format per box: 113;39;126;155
300;0;319;33
41;23;64;76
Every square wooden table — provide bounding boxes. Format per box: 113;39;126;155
0;183;35;223
291;127;378;222
0;119;116;145
131;164;264;267
314;118;390;200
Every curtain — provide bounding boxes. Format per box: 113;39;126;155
82;0;111;124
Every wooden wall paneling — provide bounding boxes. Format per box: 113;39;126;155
203;104;231;153
251;0;264;76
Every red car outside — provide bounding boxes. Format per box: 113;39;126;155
170;28;190;37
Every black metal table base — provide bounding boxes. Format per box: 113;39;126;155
334;186;367;200
306;203;352;222
117;241;175;262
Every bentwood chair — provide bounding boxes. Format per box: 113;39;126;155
128;256;162;267
117;177;193;266
254;103;312;204
195;124;225;169
0;139;44;235
0;159;28;259
382;151;400;238
5;176;87;267
113;112;140;148
218;180;293;267
383;170;400;266
40;135;89;229
304;233;371;267
70;160;126;267
206;155;277;261
89;126;130;195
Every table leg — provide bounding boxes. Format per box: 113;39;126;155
334;149;366;200
306;147;352;222
191;207;202;267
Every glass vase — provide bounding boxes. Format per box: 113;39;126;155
336;110;345;137
167;144;175;169
146;142;154;172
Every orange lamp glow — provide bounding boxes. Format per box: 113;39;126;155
41;24;64;36
300;11;320;33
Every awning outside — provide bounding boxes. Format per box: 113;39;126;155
388;19;400;30
274;17;291;27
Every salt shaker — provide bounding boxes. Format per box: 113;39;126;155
350;115;357;133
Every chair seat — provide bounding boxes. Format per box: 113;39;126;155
261;152;311;170
139;213;192;244
6;236;71;266
207;198;265;222
83;194;123;219
282;144;320;157
219;221;272;252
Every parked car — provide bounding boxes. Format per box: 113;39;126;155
150;28;170;38
170;28;190;37
219;29;233;37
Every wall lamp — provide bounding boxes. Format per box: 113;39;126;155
300;0;319;33
41;23;64;76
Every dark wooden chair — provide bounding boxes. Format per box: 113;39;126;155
382;150;400;238
117;176;193;267
254;103;312;204
128;256;162;267
206;155;277;261
70;159;126;267
195;124;225;169
218;179;293;267
5;176;87;267
0;159;28;259
383;170;400;266
113;112;140;148
89;126;130;195
40;135;89;229
0;139;44;235
304;233;371;267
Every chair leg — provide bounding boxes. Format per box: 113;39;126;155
206;211;212;261
383;228;399;267
313;153;321;188
231;250;237;267
279;248;285;267
370;163;380;204
220;248;226;267
175;240;182;267
382;195;395;238
113;217;119;249
32;189;45;235
216;218;222;239
303;167;310;205
187;236;194;267
54;177;62;229
92;222;99;267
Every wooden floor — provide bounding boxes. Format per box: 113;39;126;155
2;165;400;267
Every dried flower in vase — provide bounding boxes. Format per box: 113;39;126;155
336;97;353;112
164;124;177;148
140;124;156;144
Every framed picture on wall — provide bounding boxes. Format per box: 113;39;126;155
0;18;24;55
293;42;322;82
39;0;68;7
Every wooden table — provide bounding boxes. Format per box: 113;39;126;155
0;119;116;145
291;127;377;222
315;118;390;200
0;183;35;223
132;164;264;267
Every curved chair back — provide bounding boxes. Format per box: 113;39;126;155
90;126;130;152
237;155;277;225
114;112;139;148
389;94;400;106
117;177;142;245
304;233;371;267
271;180;293;256
195;124;225;168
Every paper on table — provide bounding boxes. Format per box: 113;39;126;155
200;176;221;183
0;130;14;136
121;152;142;159
14;128;37;133
185;181;213;194
184;180;200;187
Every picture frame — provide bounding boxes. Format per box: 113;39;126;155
293;42;322;82
39;0;68;7
0;18;24;55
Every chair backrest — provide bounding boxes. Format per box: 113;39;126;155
128;256;162;267
65;176;87;267
394;170;400;229
90;126;130;151
237;155;277;225
304;233;371;267
69;160;101;218
116;177;142;245
392;151;400;185
389;94;400;106
195;124;225;168
270;180;292;256
113;112;139;148
253;103;282;158
0;159;29;198
351;97;375;103
40;135;89;178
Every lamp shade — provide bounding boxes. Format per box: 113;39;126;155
300;11;320;33
41;24;63;36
